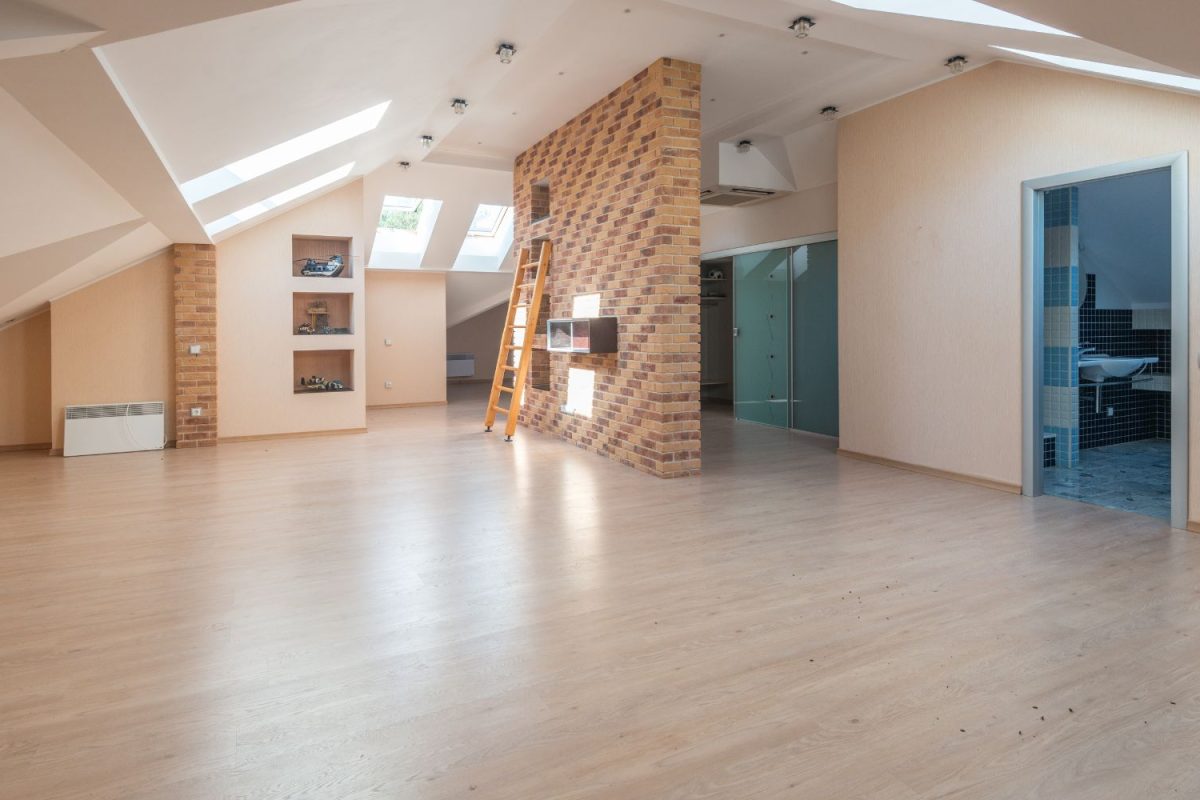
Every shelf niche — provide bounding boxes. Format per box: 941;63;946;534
546;317;618;354
293;235;352;279
293;292;353;335
530;180;551;225
293;349;354;394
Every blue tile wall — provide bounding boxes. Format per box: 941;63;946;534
1042;187;1080;466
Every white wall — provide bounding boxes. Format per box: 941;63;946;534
838;61;1200;517
217;181;366;438
365;271;447;406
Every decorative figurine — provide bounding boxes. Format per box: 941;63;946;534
297;322;315;335
296;254;345;277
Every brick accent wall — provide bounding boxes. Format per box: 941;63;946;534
173;243;218;447
512;58;702;478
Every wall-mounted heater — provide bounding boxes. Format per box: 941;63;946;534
63;402;166;457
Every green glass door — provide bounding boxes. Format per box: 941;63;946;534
791;241;839;436
733;248;790;427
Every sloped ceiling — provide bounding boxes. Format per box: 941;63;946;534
2;0;1199;329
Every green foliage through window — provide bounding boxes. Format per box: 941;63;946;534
379;201;423;232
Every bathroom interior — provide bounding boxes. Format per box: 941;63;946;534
1041;169;1173;519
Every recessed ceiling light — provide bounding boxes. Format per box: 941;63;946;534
829;0;1076;36
181;101;389;204
451;98;469;115
420;135;434;149
397;161;411;170
993;47;1200;93
946;55;968;74
789;16;815;38
496;43;516;63
821;105;839;120
205;163;354;236
736;140;753;153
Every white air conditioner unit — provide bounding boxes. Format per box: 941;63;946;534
700;136;796;208
64;402;166;457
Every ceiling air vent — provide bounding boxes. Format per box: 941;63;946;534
700;187;778;207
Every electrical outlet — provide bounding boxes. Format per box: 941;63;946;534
188;344;202;355
384;338;393;347
384;380;393;389
190;407;202;417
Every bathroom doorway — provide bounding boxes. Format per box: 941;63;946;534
1022;155;1188;526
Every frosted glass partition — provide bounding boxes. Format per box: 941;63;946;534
733;249;790;427
791;241;839;436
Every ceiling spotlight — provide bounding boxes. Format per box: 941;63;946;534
451;98;469;115
821;105;839;121
736;139;753;153
420;135;434;150
496;42;517;64
397;160;411;170
789;16;815;38
946;55;968;74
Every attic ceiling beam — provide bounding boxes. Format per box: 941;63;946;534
0;0;101;61
0;48;207;243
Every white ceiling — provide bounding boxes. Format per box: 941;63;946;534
3;0;1200;327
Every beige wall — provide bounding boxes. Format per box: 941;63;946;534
838;61;1200;516
0;311;51;449
365;270;446;406
701;182;837;255
50;251;175;449
217;182;366;438
447;302;506;383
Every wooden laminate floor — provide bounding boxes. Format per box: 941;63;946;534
2;385;1199;799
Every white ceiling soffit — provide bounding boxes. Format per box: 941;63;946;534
0;0;101;60
446;271;519;328
980;0;1200;78
98;0;573;231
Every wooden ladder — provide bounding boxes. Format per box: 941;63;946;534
484;240;552;441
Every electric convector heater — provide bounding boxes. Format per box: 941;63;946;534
63;402;166;457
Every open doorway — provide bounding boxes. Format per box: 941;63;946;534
1022;155;1188;526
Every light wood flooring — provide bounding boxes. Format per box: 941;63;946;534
2;385;1199;799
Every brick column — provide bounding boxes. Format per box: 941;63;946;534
173;243;217;447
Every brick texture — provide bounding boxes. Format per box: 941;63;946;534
173;243;218;448
512;58;702;478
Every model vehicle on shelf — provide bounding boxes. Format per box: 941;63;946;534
295;254;345;277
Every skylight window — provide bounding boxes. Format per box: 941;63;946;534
369;196;443;269
467;204;511;237
181;101;389;204
452;205;514;271
204;163;354;236
378;196;425;233
830;0;1075;36
993;47;1200;93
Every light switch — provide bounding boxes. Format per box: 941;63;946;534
189;344;202;355
384;380;393;389
384;338;393;347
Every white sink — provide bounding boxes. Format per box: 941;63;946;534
1079;355;1158;382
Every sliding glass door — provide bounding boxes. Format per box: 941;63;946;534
791;241;838;436
732;240;838;434
733;249;790;427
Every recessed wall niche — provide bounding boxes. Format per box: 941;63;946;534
292;292;352;335
292;235;352;278
530;180;551;224
293;349;354;393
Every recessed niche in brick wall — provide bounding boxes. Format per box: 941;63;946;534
512;57;702;478
530;181;551;224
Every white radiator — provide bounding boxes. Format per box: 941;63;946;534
447;353;475;378
64;402;166;457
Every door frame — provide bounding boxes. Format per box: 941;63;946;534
705;232;839;431
1021;152;1189;528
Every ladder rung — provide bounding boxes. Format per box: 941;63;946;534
503;365;517;371
491;406;509;415
509;324;526;329
498;386;514;394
